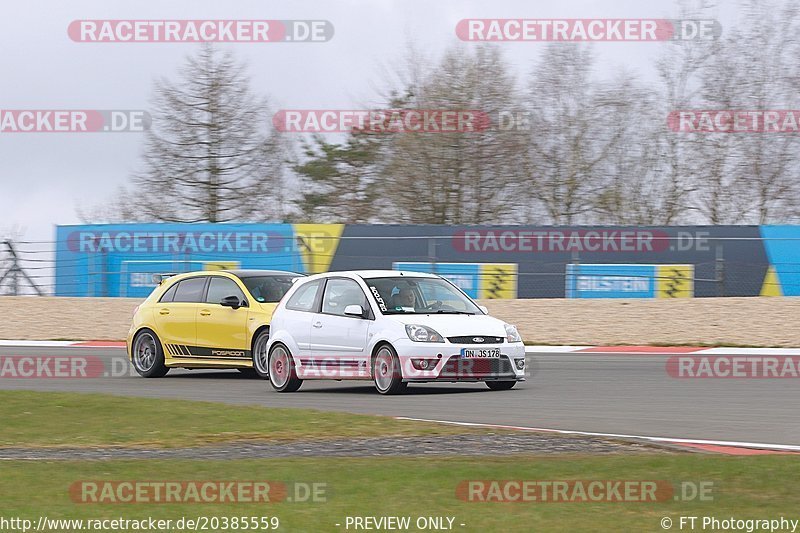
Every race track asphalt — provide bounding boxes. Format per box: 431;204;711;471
1;346;797;447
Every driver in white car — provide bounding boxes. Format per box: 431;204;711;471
394;287;417;308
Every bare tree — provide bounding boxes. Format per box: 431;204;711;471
592;75;676;224
382;44;528;224
90;44;290;223
80;0;800;227
654;14;717;224
524;45;627;224
728;0;800;223
690;37;756;224
676;0;800;223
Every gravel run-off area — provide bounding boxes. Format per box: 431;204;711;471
1;296;799;346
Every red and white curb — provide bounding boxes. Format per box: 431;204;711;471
395;417;800;456
0;340;126;348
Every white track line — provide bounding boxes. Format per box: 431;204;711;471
395;416;800;452
524;346;800;356
0;340;125;348
694;347;800;355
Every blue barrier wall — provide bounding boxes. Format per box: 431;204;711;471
55;224;798;298
55;224;301;297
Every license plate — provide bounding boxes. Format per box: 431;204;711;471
460;348;500;358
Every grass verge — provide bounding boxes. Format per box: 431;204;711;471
2;457;799;532
0;390;485;448
2;391;797;531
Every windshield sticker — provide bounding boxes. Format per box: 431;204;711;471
369;286;387;312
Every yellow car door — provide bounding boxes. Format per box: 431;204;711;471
196;275;249;358
153;276;207;357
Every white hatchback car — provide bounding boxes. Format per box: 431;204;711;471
263;270;526;394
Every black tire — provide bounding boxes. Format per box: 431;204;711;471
237;368;259;378
268;343;303;392
486;380;516;391
251;329;271;379
131;329;169;378
372;344;405;395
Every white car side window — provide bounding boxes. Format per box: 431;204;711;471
285;280;322;312
322;278;367;316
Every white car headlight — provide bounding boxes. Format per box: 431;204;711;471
505;324;522;343
405;324;444;343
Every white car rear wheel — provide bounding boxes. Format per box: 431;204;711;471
268;344;302;392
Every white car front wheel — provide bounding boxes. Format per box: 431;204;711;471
373;345;406;395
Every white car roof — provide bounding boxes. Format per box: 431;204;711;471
304;270;439;281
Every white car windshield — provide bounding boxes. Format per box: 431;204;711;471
364;276;481;315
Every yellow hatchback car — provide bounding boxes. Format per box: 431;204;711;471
127;270;302;378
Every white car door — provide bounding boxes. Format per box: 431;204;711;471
280;278;325;362
309;277;371;379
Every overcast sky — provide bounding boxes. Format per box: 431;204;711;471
0;0;739;246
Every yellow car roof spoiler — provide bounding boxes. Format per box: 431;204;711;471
151;273;178;285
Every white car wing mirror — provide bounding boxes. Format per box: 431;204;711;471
344;304;365;317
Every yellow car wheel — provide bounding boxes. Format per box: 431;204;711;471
131;330;169;378
251;330;271;379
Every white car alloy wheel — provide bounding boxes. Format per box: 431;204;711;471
270;345;289;387
373;345;405;394
268;344;302;392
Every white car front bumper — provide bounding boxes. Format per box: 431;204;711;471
392;340;527;382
